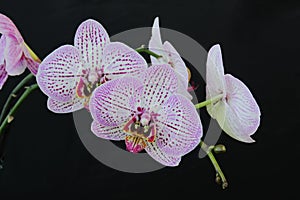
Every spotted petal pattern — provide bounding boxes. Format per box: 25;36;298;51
37;45;84;102
155;94;202;156
47;97;86;113
91;121;126;140
145;141;181;166
103;42;147;79
74;19;109;68
140;64;178;108
89;77;143;126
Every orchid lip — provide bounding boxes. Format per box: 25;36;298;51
123;108;158;153
76;68;106;99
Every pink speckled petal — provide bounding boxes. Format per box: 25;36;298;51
155;94;202;156
89;76;143;126
163;41;189;89
37;45;84;102
141;64;178;108
214;74;261;143
0;64;8;90
74;19;109;68
149;17;167;65
0;13;23;42
47;97;85;113
103;42;147;79
145;141;181;166
206;44;226;101
4;36;25;75
91;121;126;140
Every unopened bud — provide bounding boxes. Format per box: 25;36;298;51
213;144;226;154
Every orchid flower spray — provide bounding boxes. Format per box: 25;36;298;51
0;13;263;189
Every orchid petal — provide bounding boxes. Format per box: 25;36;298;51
91;121;126;140
145;141;181;166
206;44;226;101
163;41;189;89
47;97;85;113
0;13;22;42
149;17;166;65
4;36;25;75
22;56;39;75
213;74;260;143
37;45;84;102
155;94;202;156
74;19;109;68
141;64;178;108
0;36;5;64
102;42;147;79
89;77;143;126
0;64;8;90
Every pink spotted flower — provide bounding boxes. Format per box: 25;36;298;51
37;19;147;113
206;44;261;143
0;13;39;89
89;64;202;166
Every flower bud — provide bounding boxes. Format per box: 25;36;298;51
213;144;226;154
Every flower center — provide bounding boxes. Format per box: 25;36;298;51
123;107;158;153
76;68;109;99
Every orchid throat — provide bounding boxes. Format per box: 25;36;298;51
123;107;158;153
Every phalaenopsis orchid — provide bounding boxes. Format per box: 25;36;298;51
0;13;261;189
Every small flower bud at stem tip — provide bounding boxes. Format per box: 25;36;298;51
213;144;226;154
8;116;14;123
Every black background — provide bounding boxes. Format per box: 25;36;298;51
0;0;299;199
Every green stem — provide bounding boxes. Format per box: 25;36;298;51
194;94;224;109
0;73;35;123
0;84;38;136
200;141;228;189
135;46;163;59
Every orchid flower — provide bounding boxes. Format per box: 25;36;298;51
0;13;40;89
37;19;147;113
89;64;202;166
149;17;191;94
206;44;261;143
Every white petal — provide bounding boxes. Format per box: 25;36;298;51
47;97;85;113
145;141;181;167
212;74;261;143
37;45;84;102
206;44;226;101
102;42;147;79
74;19;109;68
91;121;126;140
